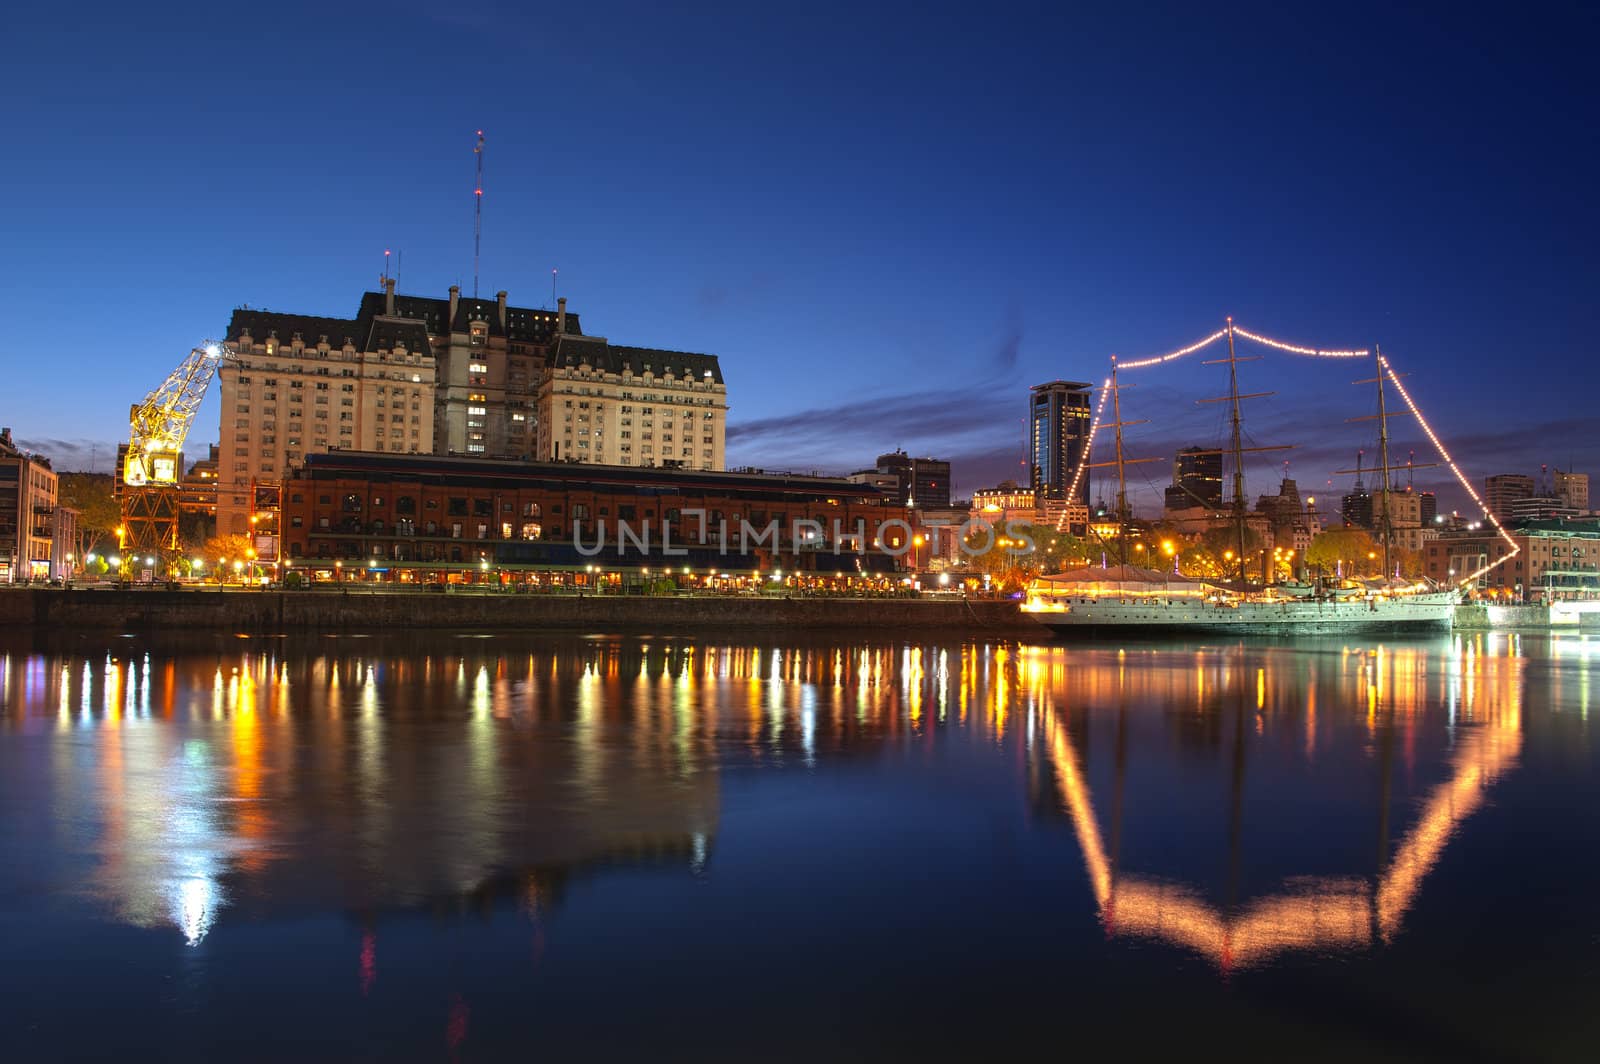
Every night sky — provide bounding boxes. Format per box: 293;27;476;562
3;2;1595;510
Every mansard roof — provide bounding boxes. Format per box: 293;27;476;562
550;334;724;385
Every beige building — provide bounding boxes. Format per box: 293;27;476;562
537;333;727;470
220;302;437;535
1371;489;1425;552
971;482;1040;525
1555;469;1589;514
0;427;60;581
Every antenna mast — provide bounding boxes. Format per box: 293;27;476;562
473;130;485;299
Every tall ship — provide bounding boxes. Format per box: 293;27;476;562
1023;319;1459;635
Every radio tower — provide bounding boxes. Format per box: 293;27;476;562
473;130;485;298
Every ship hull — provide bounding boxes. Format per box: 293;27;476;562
1026;594;1457;636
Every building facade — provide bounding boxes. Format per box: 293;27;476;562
1424;520;1600;599
537;333;727;470
971;482;1039;526
845;469;900;504
1555;470;1589;514
850;451;951;510
0;427;60;582
1029;380;1093;504
1165;446;1223;511
220;297;439;536
279;452;903;576
178;444;219;520
1484;474;1535;522
1370;489;1425;552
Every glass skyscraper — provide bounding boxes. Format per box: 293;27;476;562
1029;380;1093;503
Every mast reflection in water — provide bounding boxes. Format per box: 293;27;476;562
0;630;1596;1059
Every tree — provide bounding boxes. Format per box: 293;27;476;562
56;472;119;557
1306;528;1379;577
178;510;217;552
962;521;1049;592
1179;525;1266;582
201;534;256;581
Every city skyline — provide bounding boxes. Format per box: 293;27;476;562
3;4;1596;505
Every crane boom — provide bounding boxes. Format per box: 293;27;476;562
124;342;229;487
119;342;230;570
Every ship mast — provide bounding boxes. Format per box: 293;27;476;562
1225;318;1248;583
1111;356;1129;566
1086;360;1159;568
1199;317;1288;588
1375;345;1393;583
1341;348;1438;585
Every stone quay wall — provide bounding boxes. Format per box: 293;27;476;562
0;588;1040;635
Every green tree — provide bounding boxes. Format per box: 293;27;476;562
1180;525;1267;582
1306;528;1380;577
56;472;119;557
201;534;256;581
960;521;1078;591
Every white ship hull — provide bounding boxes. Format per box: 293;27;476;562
1025;592;1458;636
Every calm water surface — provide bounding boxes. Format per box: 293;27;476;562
1;629;1598;1061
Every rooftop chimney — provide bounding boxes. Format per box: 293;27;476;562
557;296;567;334
448;285;460;325
496;290;507;329
383;277;396;315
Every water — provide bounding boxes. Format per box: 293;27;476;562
1;629;1597;1061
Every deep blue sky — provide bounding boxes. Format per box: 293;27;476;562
3;2;1595;508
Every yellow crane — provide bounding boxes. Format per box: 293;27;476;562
120;342;230;566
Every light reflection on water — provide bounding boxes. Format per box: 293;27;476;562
0;630;1595;1055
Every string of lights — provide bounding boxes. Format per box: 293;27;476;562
1116;329;1227;370
1379;354;1520;587
1056;377;1112;533
1229;325;1368;359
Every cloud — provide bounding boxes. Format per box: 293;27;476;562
992;315;1022;372
728;389;1017;451
727;387;1025;492
12;436;121;474
696;272;776;313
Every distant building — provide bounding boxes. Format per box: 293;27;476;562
179;444;219;519
1340;486;1373;529
845;469;900;504
1029;380;1093;505
0;427;61;582
1165;446;1223;511
1418;490;1438;527
1253;477;1322;555
538;333;727;471
852;450;950;510
1555;469;1589;514
971;481;1039;525
1507;495;1582;522
1484;474;1536;523
1371;489;1425;552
